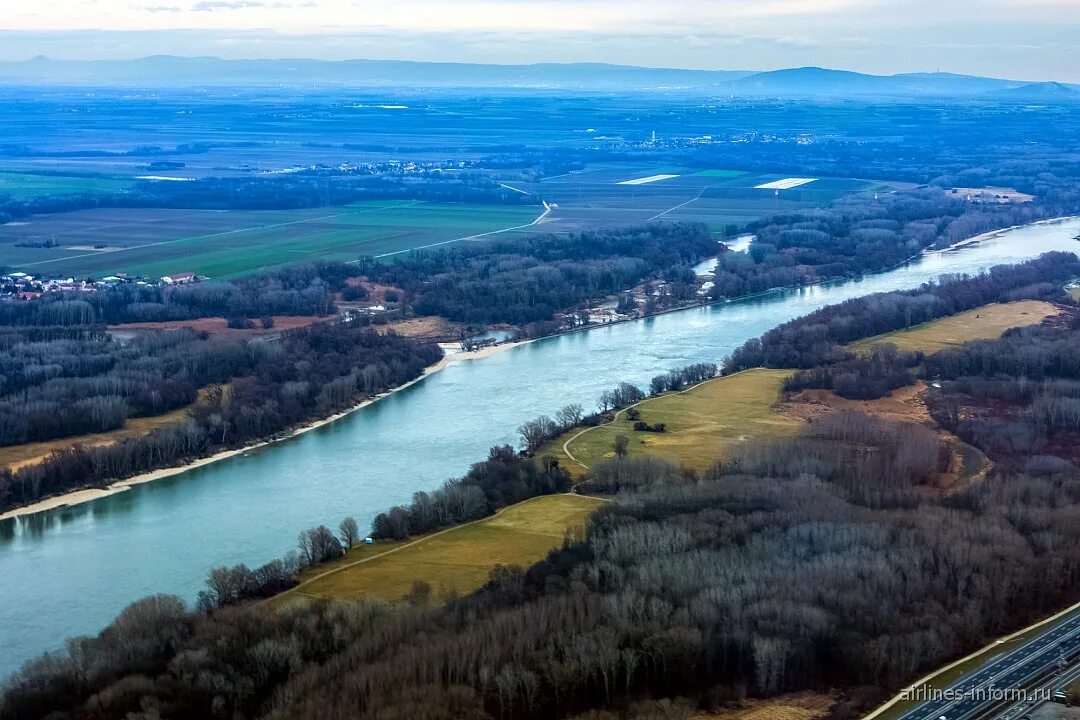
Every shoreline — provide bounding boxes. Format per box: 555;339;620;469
0;339;530;523
4;214;1078;523
930;215;1079;253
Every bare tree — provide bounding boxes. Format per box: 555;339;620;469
339;516;360;549
556;403;584;430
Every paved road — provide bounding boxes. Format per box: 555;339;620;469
898;611;1080;720
995;661;1080;720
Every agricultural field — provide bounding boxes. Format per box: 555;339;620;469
850;300;1060;354
275;493;603;605
548;368;800;473
0;171;135;197
511;162;888;233
0;200;542;279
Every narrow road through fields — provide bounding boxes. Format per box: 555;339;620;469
372;203;552;258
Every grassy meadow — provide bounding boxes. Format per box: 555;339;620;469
850;300;1059;354
274;493;603;606
547;368;799;473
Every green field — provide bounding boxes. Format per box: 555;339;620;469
850;301;1059;354
692;169;748;178
0;171;135;197
523;163;885;233
547;369;800;473
274;494;603;605
0;200;542;279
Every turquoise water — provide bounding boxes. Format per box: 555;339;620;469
2;218;1078;680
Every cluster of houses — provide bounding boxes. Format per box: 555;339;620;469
0;270;198;300
258;159;471;176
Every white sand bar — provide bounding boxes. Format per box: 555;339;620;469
755;177;818;190
618;174;681;186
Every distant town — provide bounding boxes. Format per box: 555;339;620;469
0;269;198;300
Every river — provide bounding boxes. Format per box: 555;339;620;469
2;218;1078;680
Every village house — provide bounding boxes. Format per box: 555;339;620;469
160;271;197;285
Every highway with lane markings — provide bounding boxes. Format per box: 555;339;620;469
895;611;1080;720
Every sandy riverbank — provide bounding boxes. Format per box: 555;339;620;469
932;215;1079;253
0;339;530;523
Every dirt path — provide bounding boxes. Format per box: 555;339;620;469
270;491;607;606
560;370;757;471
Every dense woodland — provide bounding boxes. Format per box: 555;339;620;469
359;224;717;327
925;321;1080;466
7;258;1080;719
711;192;1058;300
783;345;923;400
370;446;572;540
0;325;240;445
0;262;352;326
0;322;440;513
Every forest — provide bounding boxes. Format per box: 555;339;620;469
358;223;717;327
0;322;441;513
925;320;1080;465
710;190;1059;300
6;256;1080;720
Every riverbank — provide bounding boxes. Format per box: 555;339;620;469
932;215;1079;253
0;339;531;523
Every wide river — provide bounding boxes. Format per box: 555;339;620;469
2;219;1079;679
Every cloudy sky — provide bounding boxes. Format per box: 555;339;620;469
3;0;1079;81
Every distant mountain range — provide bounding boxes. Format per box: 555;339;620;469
1;56;1078;100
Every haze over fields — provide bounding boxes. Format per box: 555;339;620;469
3;0;1080;82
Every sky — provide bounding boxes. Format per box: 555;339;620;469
3;0;1080;81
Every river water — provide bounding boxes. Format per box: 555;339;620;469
2;219;1078;680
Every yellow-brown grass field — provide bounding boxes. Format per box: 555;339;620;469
849;300;1058;355
274;493;603;606
547;368;799;473
698;692;836;720
0;405;193;471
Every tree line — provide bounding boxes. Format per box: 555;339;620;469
358;223;717;328
0;262;354;326
0;322;441;513
725;251;1080;371
711;192;1065;302
925;320;1080;466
